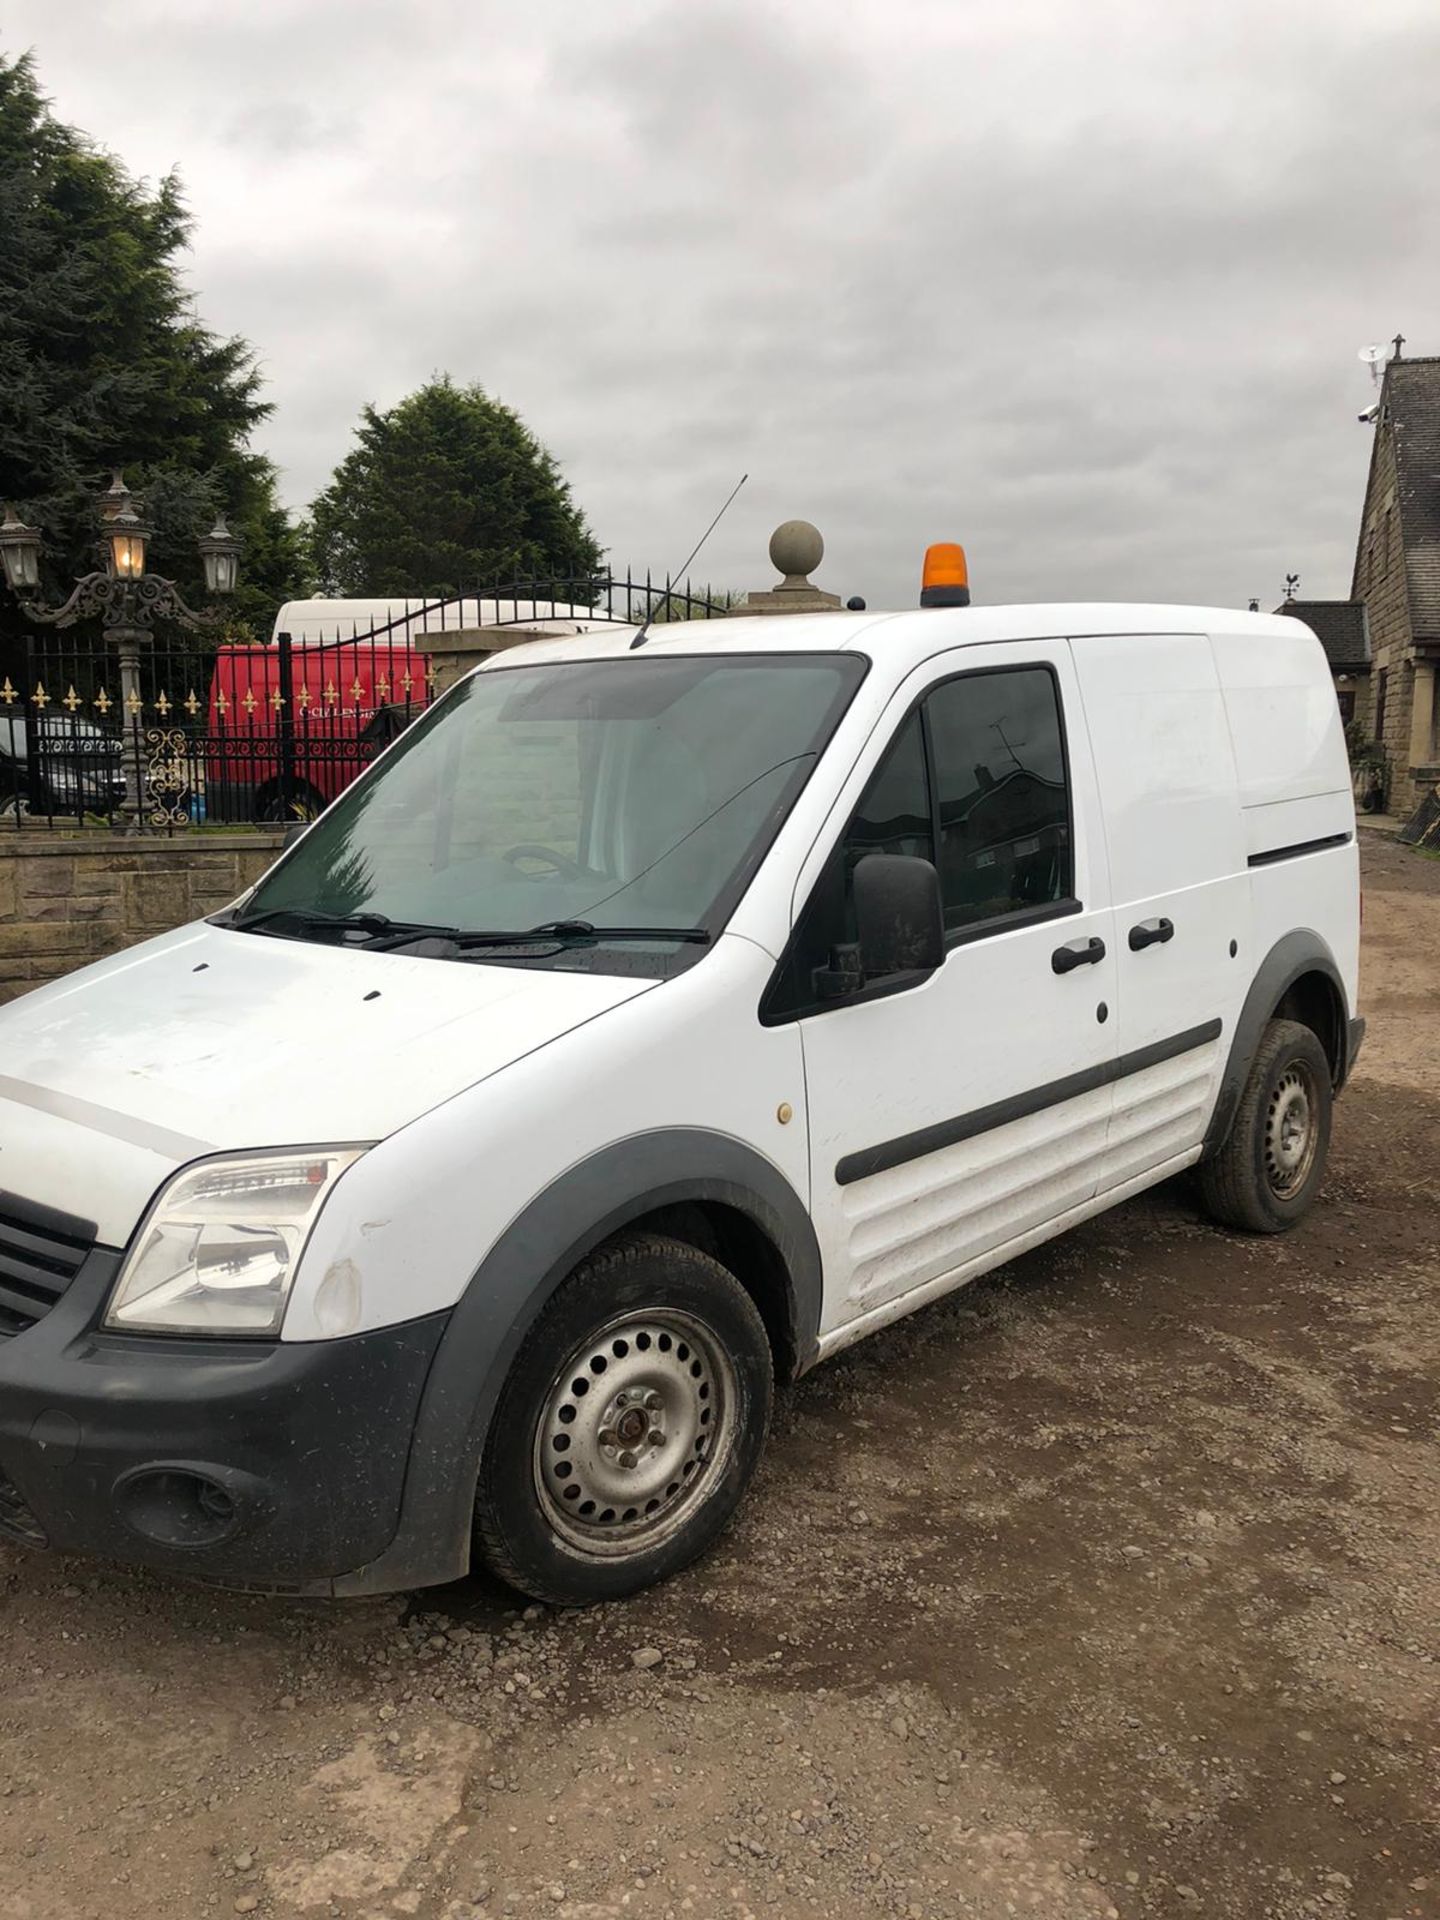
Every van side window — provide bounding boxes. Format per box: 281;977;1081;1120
925;668;1073;932
761;668;1077;1024
762;712;930;1018
846;710;934;866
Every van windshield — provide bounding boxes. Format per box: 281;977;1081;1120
232;651;865;973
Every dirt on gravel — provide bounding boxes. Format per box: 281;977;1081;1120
2;831;1437;1920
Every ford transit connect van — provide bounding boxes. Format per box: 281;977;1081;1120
0;599;1362;1602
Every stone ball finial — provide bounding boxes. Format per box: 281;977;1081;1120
726;517;840;616
769;519;824;587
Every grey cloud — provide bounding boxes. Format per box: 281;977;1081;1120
5;0;1438;612
218;101;341;157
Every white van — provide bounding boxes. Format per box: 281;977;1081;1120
0;592;1361;1602
267;597;612;646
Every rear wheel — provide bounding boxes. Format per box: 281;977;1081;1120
473;1233;773;1605
1199;1018;1332;1233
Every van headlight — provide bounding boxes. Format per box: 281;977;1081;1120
105;1149;367;1336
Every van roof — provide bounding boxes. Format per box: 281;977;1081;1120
473;603;1318;672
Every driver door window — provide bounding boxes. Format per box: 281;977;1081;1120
764;669;1075;1021
762;712;931;1019
927;667;1073;934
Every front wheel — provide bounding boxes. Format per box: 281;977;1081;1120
1199;1018;1333;1233
473;1233;773;1605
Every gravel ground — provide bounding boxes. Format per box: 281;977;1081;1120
2;832;1437;1920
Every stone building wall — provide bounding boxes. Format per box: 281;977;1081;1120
0;833;284;1004
1349;391;1440;819
1350;424;1419;810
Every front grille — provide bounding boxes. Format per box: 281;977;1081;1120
0;1201;93;1342
0;1467;47;1547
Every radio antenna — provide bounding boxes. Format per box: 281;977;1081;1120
631;473;748;649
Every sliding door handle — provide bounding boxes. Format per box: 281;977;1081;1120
1052;935;1107;974
1128;917;1175;951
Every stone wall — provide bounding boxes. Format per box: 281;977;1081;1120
1350;417;1438;816
0;832;285;1004
414;625;546;697
1353;427;1408;790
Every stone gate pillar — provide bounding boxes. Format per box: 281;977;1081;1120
727;521;842;617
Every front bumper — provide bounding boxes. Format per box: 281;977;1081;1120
0;1245;447;1591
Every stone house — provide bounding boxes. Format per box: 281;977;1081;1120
1287;353;1440;818
1351;353;1440;814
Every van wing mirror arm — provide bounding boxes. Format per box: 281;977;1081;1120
812;943;864;1001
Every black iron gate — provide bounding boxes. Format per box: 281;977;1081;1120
3;574;729;832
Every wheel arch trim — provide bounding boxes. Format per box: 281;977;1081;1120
331;1128;820;1594
1203;930;1352;1158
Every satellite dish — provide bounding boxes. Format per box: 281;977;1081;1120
1359;343;1390;387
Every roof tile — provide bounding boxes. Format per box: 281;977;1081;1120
1274;600;1370;670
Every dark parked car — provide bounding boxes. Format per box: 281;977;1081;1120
0;713;128;818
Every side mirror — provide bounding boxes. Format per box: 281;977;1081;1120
852;853;946;980
281;821;310;848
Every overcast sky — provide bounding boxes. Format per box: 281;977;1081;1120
7;0;1439;611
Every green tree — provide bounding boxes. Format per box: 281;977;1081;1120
640;586;744;622
0;49;306;655
308;377;603;595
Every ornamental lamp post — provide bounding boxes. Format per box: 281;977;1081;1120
97;470;135;522
0;473;241;828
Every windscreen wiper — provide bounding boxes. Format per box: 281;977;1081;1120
369;918;711;954
226;907;458;942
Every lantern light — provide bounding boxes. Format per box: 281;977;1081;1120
0;505;42;595
197;515;242;597
107;505;151;582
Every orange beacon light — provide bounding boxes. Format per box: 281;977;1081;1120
920;543;970;608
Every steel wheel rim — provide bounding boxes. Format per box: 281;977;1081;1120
533;1308;737;1557
1264;1059;1320;1197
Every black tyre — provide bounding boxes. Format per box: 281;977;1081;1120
255;781;325;824
1199;1018;1333;1233
473;1233;773;1605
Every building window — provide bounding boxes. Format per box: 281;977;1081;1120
1374;667;1389;742
1337;688;1356;726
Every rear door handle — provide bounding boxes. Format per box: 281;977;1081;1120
1128;917;1175;951
1052;935;1107;974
